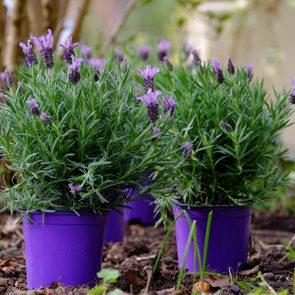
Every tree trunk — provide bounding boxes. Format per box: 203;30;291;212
3;0;23;72
27;0;46;36
53;0;70;49
0;1;7;71
71;0;91;43
42;0;59;31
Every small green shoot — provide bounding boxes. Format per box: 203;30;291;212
88;268;120;295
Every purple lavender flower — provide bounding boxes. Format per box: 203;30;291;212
289;79;295;104
68;56;83;84
60;36;79;63
163;56;173;71
220;120;233;131
31;29;54;68
0;70;13;91
204;131;210;138
138;45;151;61
138;89;161;122
115;47;124;63
39;112;51;122
0;92;5;103
172;183;180;194
191;48;202;67
81;45;92;59
89;58;105;72
26;99;39;115
246;64;253;80
227;57;235;74
157;39;171;61
19;40;38;66
68;183;83;194
153;126;161;136
211;58;224;84
183;42;192;60
138;65;160;93
163;96;176;116
182;141;193;158
89;58;105;81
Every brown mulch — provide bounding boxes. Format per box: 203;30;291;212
0;211;294;294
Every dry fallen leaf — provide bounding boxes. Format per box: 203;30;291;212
123;269;145;287
205;276;230;288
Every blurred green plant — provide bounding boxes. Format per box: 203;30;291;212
88;268;121;295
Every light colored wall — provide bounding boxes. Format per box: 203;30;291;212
186;0;295;150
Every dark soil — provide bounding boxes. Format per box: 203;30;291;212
0;211;294;294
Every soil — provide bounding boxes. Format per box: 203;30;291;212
0;211;294;295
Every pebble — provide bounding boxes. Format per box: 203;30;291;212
229;285;241;294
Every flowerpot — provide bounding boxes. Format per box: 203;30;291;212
124;195;158;224
104;209;125;243
173;204;252;273
23;211;106;289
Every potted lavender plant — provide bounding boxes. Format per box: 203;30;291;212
156;54;293;273
123;64;176;225
0;30;176;288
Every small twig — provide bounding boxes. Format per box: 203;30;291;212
144;266;153;295
258;240;285;250
135;254;156;262
100;0;138;55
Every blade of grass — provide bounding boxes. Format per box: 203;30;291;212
153;210;184;273
177;220;196;290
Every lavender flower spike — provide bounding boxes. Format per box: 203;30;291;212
212;58;224;84
39;112;51;122
153;126;161;136
26;99;39;115
227;57;235;74
68;183;83;194
115;47;124;63
163;56;174;71
81;45;92;59
138;45;151;61
157;39;171;61
89;58;105;72
163;96;176;116
182;142;193;158
138;89;162;122
60;36;79;63
289;79;295;104
89;58;106;81
19;40;38;66
192;48;202;67
220;120;233;132
138;65;160;93
246;64;253;80
31;29;54;68
69;56;83;84
0;70;13;91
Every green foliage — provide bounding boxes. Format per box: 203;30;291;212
88;268;121;295
156;62;293;206
0;58;176;215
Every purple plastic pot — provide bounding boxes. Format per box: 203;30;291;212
104;209;125;243
23;211;106;289
173;204;252;273
124;195;158;224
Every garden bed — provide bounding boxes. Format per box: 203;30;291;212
0;211;294;294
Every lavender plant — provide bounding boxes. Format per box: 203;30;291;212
0;34;176;216
156;57;293;206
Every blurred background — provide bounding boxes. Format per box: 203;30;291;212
1;0;295;212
